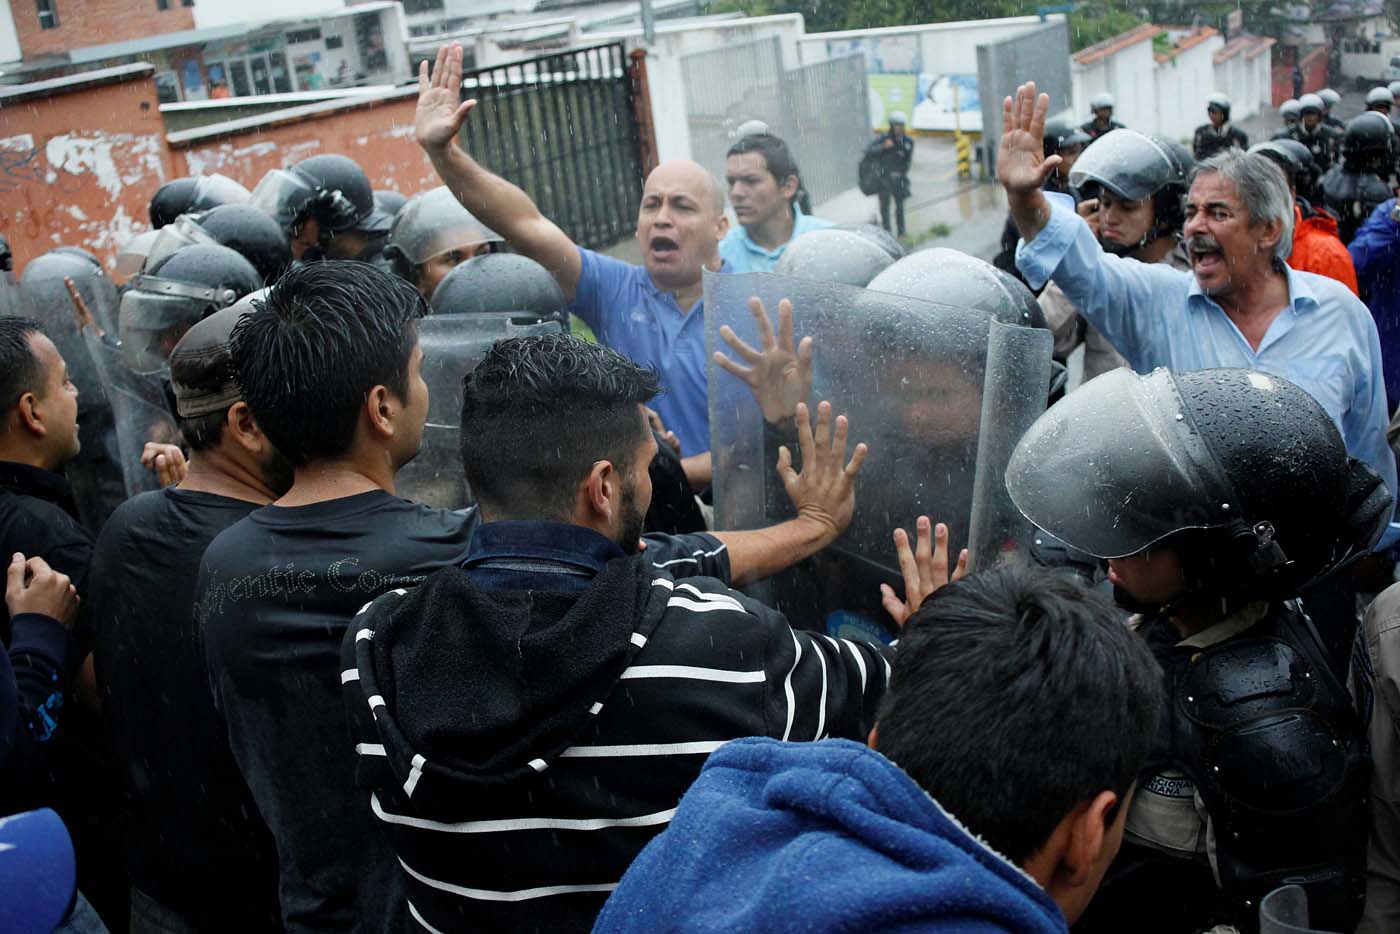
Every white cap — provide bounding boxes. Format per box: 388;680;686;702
1090;92;1115;110
1206;92;1231;111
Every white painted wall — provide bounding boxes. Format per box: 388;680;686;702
795;15;1054;70
0;1;21;65
194;0;347;30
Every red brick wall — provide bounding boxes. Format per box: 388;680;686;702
14;0;195;59
2;67;177;274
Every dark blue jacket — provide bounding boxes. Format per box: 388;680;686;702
594;737;1068;933
1349;198;1400;411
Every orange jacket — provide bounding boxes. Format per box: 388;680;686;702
1289;205;1359;295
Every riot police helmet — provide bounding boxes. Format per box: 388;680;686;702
19;248;121;402
0;234;12;275
1042;119;1091;158
120;244;261;375
194;204;292;285
384;186;503;288
1006;367;1391;602
149;173;251;229
1206;92;1231;119
1070;129;1187;202
1298;93;1325;115
1089;92;1114;112
429;253;566;319
1249;139;1316;189
1279;99;1301;122
1367;86;1395;110
773;228;896;287
1341;112;1397;171
373;190;409;219
1390;80;1400;100
250;153;391;236
831;223;905;261
868;247;1048;328
1318;88;1341;109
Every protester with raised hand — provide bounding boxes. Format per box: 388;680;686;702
999;81;1394;513
415;42;730;476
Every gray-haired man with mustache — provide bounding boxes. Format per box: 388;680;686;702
998;82;1394;517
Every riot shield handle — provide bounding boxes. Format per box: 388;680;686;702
64;276;104;339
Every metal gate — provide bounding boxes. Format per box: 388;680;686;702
682;38;870;208
459;44;645;250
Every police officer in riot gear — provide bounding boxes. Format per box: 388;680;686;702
1193;93;1249;161
373;189;408;220
148;174;251;229
428;252;565;319
1007;366;1387;934
383;186;503;298
772;227;896;287
1081;92;1124;141
1041;130;1192;382
194;204;292;286
1319;88;1346;131
1367;85;1395;118
249;154;393;262
1290;94;1342;173
1323;112;1396;243
1251;138;1323;207
119;244;263;376
1273;99;1302;139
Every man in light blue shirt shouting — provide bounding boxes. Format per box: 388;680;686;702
720;134;832;273
999;82;1395;505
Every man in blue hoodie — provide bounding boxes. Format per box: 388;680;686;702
596;565;1164;933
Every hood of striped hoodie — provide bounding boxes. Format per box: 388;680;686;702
349;554;665;803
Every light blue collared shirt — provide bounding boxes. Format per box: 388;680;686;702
719;204;834;274
1016;192;1396;506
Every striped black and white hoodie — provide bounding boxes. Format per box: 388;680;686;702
340;531;891;934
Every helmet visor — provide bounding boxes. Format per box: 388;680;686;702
114;230;162;278
190;173;252;211
144;215;219;274
1069;131;1179;201
391;188;505;265
251;169;317;229
119;276;239;374
1005;367;1238;558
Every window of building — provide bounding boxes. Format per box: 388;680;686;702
401;0;444;14
155;0;169;10
181;0;194;7
35;0;59;29
325;35;343;50
286;27;322;44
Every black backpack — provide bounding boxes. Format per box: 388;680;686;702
858;149;882;196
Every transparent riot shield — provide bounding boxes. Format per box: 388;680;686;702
396;313;564;509
81;328;180;500
705;269;1050;641
0;273;21;318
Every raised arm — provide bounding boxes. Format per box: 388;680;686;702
998;82;1062;245
416;43;583;299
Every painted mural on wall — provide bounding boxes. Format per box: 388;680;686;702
826;35;982;132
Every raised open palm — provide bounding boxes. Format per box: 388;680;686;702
416;42;477;153
997;81;1060;196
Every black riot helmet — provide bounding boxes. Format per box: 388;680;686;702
20;248;121;405
250;154;391;238
1341;112;1397;174
772;227;896;287
868;247;1049;328
1069;129;1192;246
1249;138;1316;188
383;186;503;288
120;244;261;375
373;189;409;219
194;204;292;285
1042;118;1091;158
149;173;251;229
429;253;567;319
1007;367;1391;606
0;234;12;275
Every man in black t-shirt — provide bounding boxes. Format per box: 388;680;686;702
198;262;881;933
194;264;459;934
89;300;292;931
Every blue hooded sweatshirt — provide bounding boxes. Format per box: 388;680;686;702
594;737;1068;933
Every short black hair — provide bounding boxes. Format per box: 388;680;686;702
875;565;1163;865
231;261;425;466
727;134;803;204
459;334;660;520
0;317;46;432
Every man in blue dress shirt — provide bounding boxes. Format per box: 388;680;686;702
720;134;832;273
999;82;1395;504
415;43;732;483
